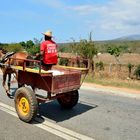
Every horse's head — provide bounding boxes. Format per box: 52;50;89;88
0;49;12;64
0;48;7;55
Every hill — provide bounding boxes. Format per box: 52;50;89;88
94;40;140;53
58;40;140;54
114;34;140;41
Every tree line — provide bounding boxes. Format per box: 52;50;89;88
0;36;140;79
0;38;42;55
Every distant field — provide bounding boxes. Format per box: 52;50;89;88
85;53;140;90
94;53;140;65
58;40;140;90
60;52;140;65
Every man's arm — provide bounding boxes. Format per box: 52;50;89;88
39;41;45;60
40;50;43;55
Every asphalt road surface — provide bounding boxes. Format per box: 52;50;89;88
0;75;140;140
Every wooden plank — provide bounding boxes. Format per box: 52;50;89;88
11;66;53;74
54;65;88;71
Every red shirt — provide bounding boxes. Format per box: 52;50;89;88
40;40;58;64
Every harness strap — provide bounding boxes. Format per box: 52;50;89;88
1;52;15;63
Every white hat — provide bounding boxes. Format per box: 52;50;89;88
42;31;52;37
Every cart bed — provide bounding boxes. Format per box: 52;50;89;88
17;66;82;94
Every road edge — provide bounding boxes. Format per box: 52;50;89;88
82;82;140;99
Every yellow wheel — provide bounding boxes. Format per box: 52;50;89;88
18;97;30;116
15;87;38;123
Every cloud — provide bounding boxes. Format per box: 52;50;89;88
69;0;140;38
26;0;140;40
100;0;140;29
69;5;97;15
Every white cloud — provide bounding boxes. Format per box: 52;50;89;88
26;0;140;40
70;0;140;39
100;0;140;30
69;5;97;15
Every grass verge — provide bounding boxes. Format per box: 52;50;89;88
84;74;140;91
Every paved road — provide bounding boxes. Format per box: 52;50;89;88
0;75;140;140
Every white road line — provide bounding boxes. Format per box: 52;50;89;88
0;101;95;140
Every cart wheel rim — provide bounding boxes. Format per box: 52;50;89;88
18;97;30;116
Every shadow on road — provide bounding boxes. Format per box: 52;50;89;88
37;100;98;122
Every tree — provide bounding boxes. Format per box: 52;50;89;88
127;63;134;78
19;41;26;48
26;40;34;49
107;46;121;58
134;64;140;80
71;32;97;71
107;46;122;75
33;38;42;47
107;45;122;65
26;38;42;55
20;40;35;52
4;43;24;52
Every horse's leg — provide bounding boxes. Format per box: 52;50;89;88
2;73;9;94
12;70;18;82
14;70;22;88
14;70;24;88
8;73;11;92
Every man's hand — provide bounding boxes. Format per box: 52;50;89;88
35;53;42;60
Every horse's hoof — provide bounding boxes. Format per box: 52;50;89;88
6;92;13;99
7;93;13;99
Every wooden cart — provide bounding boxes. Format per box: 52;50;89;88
6;59;88;122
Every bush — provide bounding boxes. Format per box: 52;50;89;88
134;64;140;80
27;46;39;55
107;46;121;57
3;43;24;52
127;63;134;78
59;58;69;66
95;61;104;71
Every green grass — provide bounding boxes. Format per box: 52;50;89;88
84;75;140;90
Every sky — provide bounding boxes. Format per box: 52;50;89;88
0;0;140;43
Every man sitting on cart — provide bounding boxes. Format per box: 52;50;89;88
39;30;58;70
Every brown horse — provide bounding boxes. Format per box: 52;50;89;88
0;50;28;98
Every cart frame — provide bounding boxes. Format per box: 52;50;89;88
1;57;88;122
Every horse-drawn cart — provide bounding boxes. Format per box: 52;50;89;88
1;58;88;122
